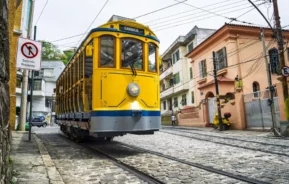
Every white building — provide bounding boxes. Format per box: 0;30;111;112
160;26;215;118
16;61;65;119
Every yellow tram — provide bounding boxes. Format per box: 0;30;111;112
55;16;161;141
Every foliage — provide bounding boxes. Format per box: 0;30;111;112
39;40;76;65
40;40;62;60
61;50;75;65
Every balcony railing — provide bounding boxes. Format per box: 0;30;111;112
160;66;173;81
160;86;173;99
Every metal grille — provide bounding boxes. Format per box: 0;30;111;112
243;89;280;129
208;97;216;124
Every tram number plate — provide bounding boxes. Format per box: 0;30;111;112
120;25;144;35
132;110;142;117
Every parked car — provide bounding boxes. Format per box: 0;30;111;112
33;116;48;127
27;115;48;128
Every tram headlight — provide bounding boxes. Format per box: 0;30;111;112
127;83;140;97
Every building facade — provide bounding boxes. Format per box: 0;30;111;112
9;0;33;129
16;61;65;123
160;26;215;123
186;24;289;129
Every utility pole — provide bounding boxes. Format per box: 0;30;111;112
273;0;289;117
261;28;278;135
19;0;36;131
213;52;223;131
28;25;37;141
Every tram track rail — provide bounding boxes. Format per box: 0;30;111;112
56;131;270;184
162;126;289;148
57;133;164;184
161;128;289;157
116;141;269;184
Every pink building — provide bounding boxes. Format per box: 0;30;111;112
181;24;289;130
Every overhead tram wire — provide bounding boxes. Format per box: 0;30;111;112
143;0;245;24
132;0;188;19
148;0;256;26
154;4;266;32
174;0;262;26
75;0;109;47
151;3;264;29
229;6;257;24
48;0;265;45
49;0;187;44
35;0;49;25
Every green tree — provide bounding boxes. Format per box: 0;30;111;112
40;40;63;60
62;49;76;65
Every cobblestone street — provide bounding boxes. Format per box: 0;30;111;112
12;125;289;184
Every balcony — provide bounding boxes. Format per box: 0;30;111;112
160;66;173;81
160;87;173;99
173;82;189;95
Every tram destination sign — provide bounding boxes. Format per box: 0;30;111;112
16;37;42;71
119;25;144;35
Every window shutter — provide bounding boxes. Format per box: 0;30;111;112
199;62;203;78
203;60;207;77
222;47;227;68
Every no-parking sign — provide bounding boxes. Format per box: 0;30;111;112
16;37;42;71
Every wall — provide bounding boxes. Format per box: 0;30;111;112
32;97;46;112
1;0;14;183
45;81;56;97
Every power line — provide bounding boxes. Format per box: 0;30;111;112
50;0;187;44
174;0;260;26
151;3;262;29
133;0;188;19
75;0;109;47
229;6;256;24
154;4;265;32
161;39;278;89
50;32;88;43
143;0;243;24
35;0;49;25
150;1;252;27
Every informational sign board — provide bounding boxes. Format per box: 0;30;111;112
16;37;42;71
281;66;289;77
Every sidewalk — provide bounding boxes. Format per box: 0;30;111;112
10;132;64;184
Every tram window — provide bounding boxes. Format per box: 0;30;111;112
121;38;143;70
99;36;115;67
85;41;94;78
148;43;157;72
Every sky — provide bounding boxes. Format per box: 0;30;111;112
32;0;289;55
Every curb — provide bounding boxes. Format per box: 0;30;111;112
33;134;65;184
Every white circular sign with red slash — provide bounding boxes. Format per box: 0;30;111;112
281;66;289;77
16;37;42;71
21;42;39;59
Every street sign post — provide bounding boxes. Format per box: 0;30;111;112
16;37;42;71
281;66;289;77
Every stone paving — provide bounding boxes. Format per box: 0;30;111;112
12;126;289;184
87;141;244;184
37;133;145;184
161;128;289;156
114;128;289;184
